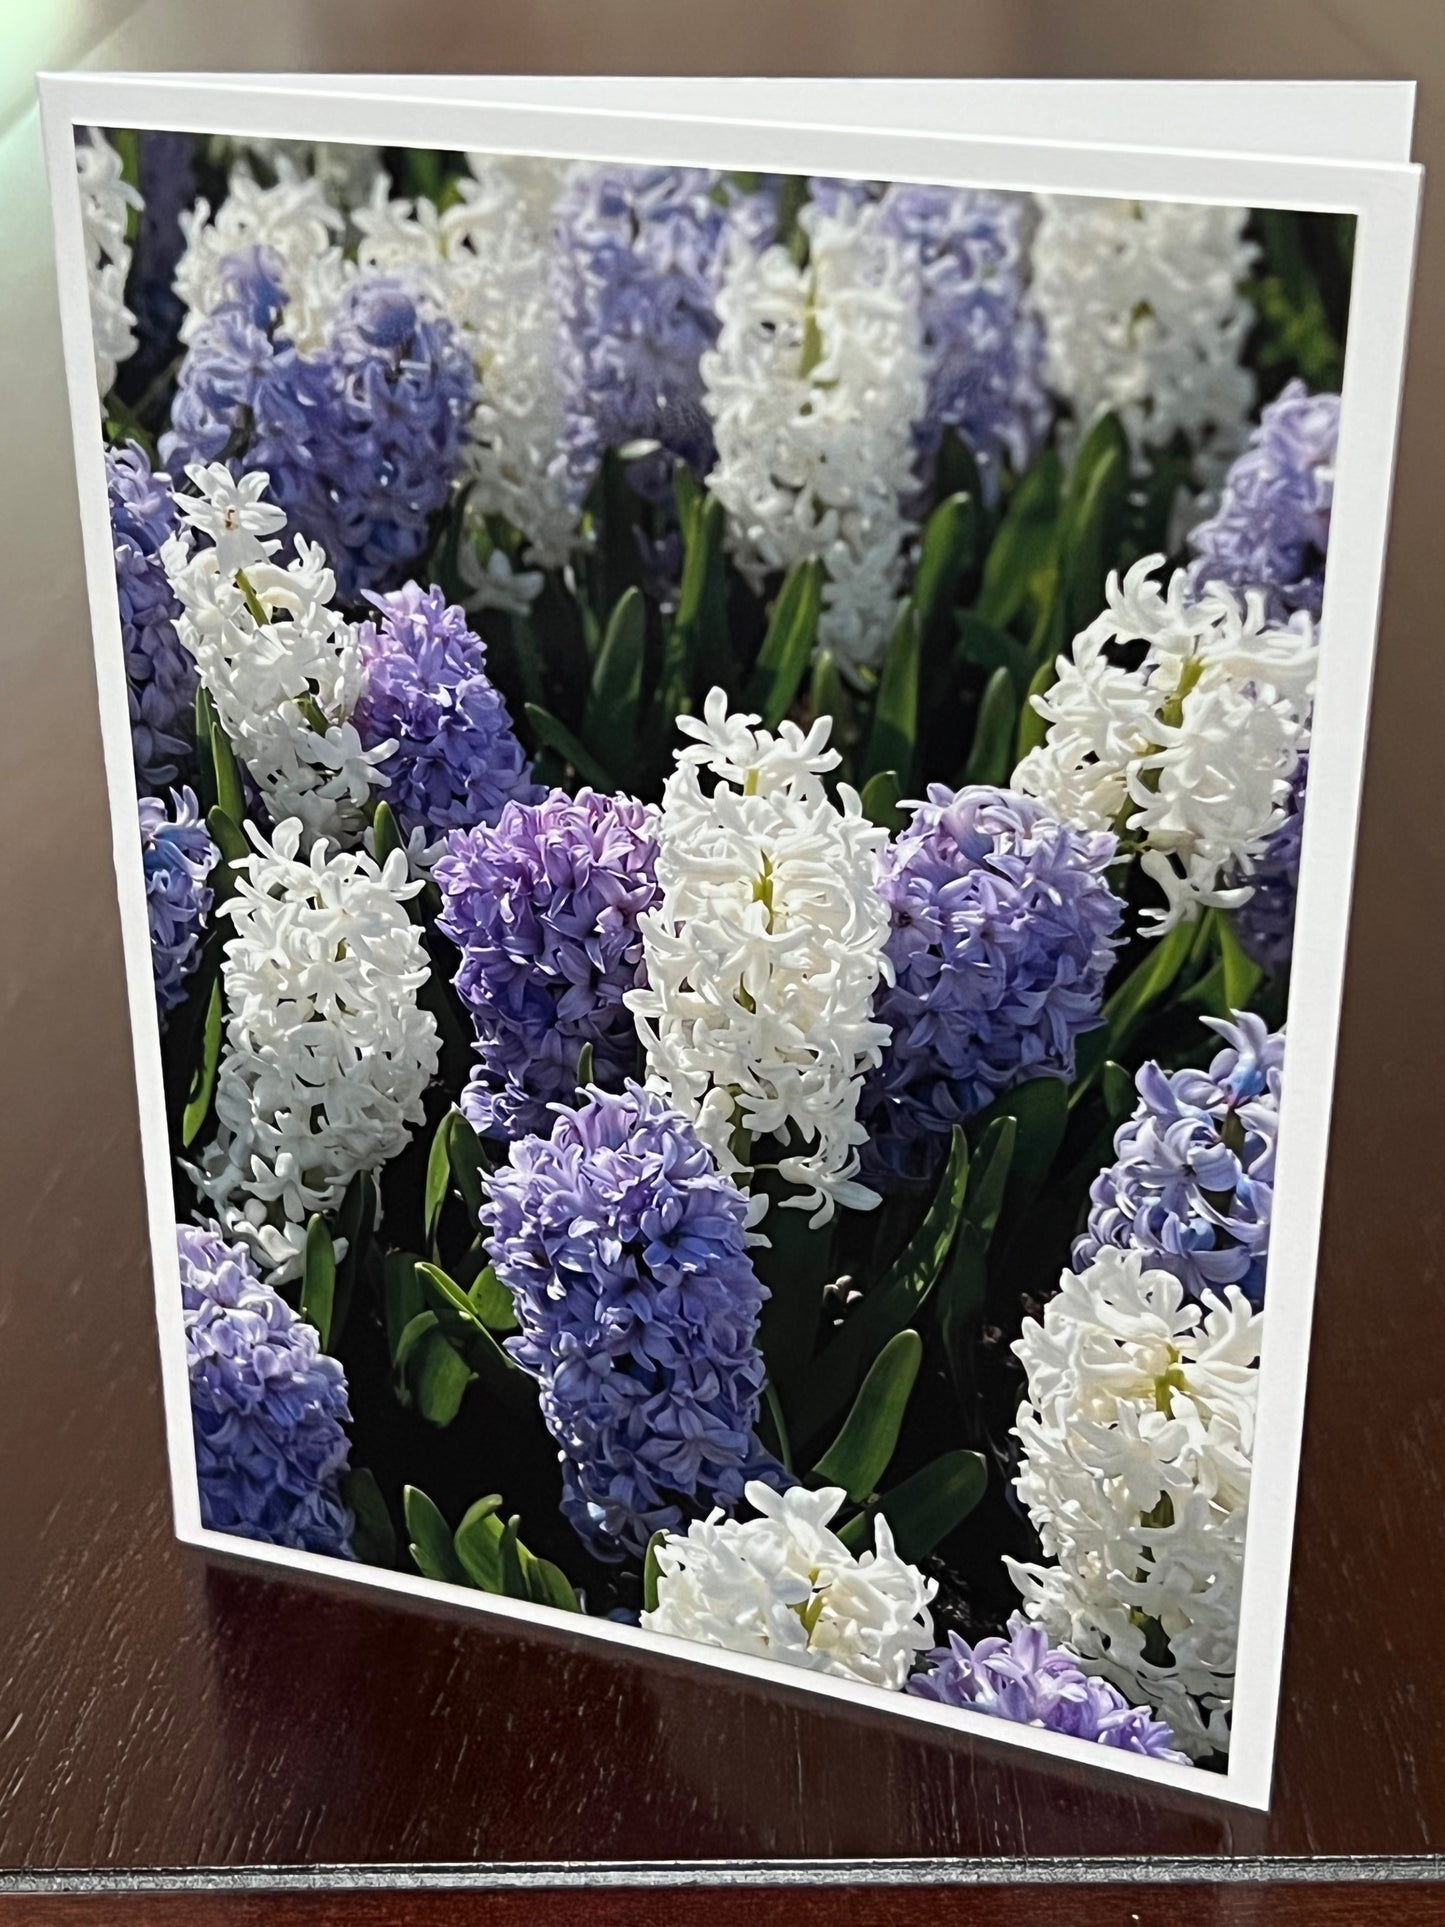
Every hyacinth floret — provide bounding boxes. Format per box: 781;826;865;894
77;127;141;395
140;788;216;1015
908;1615;1186;1759
702;193;927;679
351;580;537;844
1012;556;1316;931
553;164;776;507
191;818;439;1281
640;1480;936;1690
1030;195;1256;481
1007;1246;1260;1759
861;785;1123;1184
1075;1012;1283;1308
178;1222;354;1556
435;789;660;1140
485;1082;773;1559
626;690;893;1226
1188;380;1339;624
877;183;1050;502
108;443;196;791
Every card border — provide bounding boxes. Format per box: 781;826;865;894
37;71;1423;1815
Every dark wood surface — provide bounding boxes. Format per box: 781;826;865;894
3;0;1445;1906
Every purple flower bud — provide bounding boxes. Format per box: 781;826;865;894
139;787;215;1016
108;444;196;791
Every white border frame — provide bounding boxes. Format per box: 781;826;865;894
38;73;1422;1816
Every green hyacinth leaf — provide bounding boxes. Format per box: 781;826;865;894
956;611;1033;698
527;1556;581;1614
423;1110;454;1254
299;1214;336;1351
976;446;1062;631
179;977;223;1151
966;1076;1067;1201
964;1116;1016;1245
446;1107;488;1225
371;799;405;867
1099;916;1197;1070
874;1449;988;1565
862;602;920;788
452;1494;505;1591
204;806;250;906
524;703;619;793
498;1516;529;1601
585;584;646;748
1013;655;1057;766
747;557;823;729
912;490;978;651
1102;1059;1137;1122
643;1530;666;1614
340;1468;396;1569
962;665;1018;789
812;1329;923;1502
1219;912;1264;1015
793;1126;969;1447
859;768;907;836
404;1486;466;1586
383;1251;426;1362
467;1264;518;1335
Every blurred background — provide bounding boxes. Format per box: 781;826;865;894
0;0;1441;1887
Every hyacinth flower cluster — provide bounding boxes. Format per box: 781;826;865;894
642;1482;937;1691
164;197;474;600
486;1083;774;1559
1076;1013;1284;1309
350;581;538;845
553;165;777;511
908;1616;1184;1759
1233;754;1308;974
1013;557;1317;932
107;443;196;792
435;789;660;1140
178;1223;354;1556
702;193;928;679
193;820;439;1281
76;127;141;396
140;788;216;1016
1008;1247;1261;1760
1030;195;1257;481
627;690;893;1225
1189;381;1340;624
162;463;388;849
877;183;1051;504
861;785;1123;1184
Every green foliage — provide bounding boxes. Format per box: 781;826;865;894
862;604;920;788
813;1330;923;1501
746;558;823;728
300;1214;336;1351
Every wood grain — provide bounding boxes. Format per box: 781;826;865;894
2;0;1444;1906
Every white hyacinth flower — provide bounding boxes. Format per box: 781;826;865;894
353;160;577;570
173;164;347;348
626;690;893;1226
77;129;141;397
1012;557;1315;931
701;196;927;680
210;137;385;210
1031;196;1257;485
193;820;440;1281
163;463;391;850
641;1481;936;1691
1005;1247;1260;1760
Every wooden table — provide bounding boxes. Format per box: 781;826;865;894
2;0;1443;1918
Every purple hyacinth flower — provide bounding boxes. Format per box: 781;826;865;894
552;164;775;508
139;787;215;1017
107;443;196;791
351;582;538;842
1075;1012;1284;1307
908;1615;1186;1760
1188;379;1339;623
877;183;1051;503
1234;753;1308;975
485;1082;775;1560
162;258;474;601
129;130;195;389
861;786;1124;1185
178;1223;354;1558
434;789;660;1141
